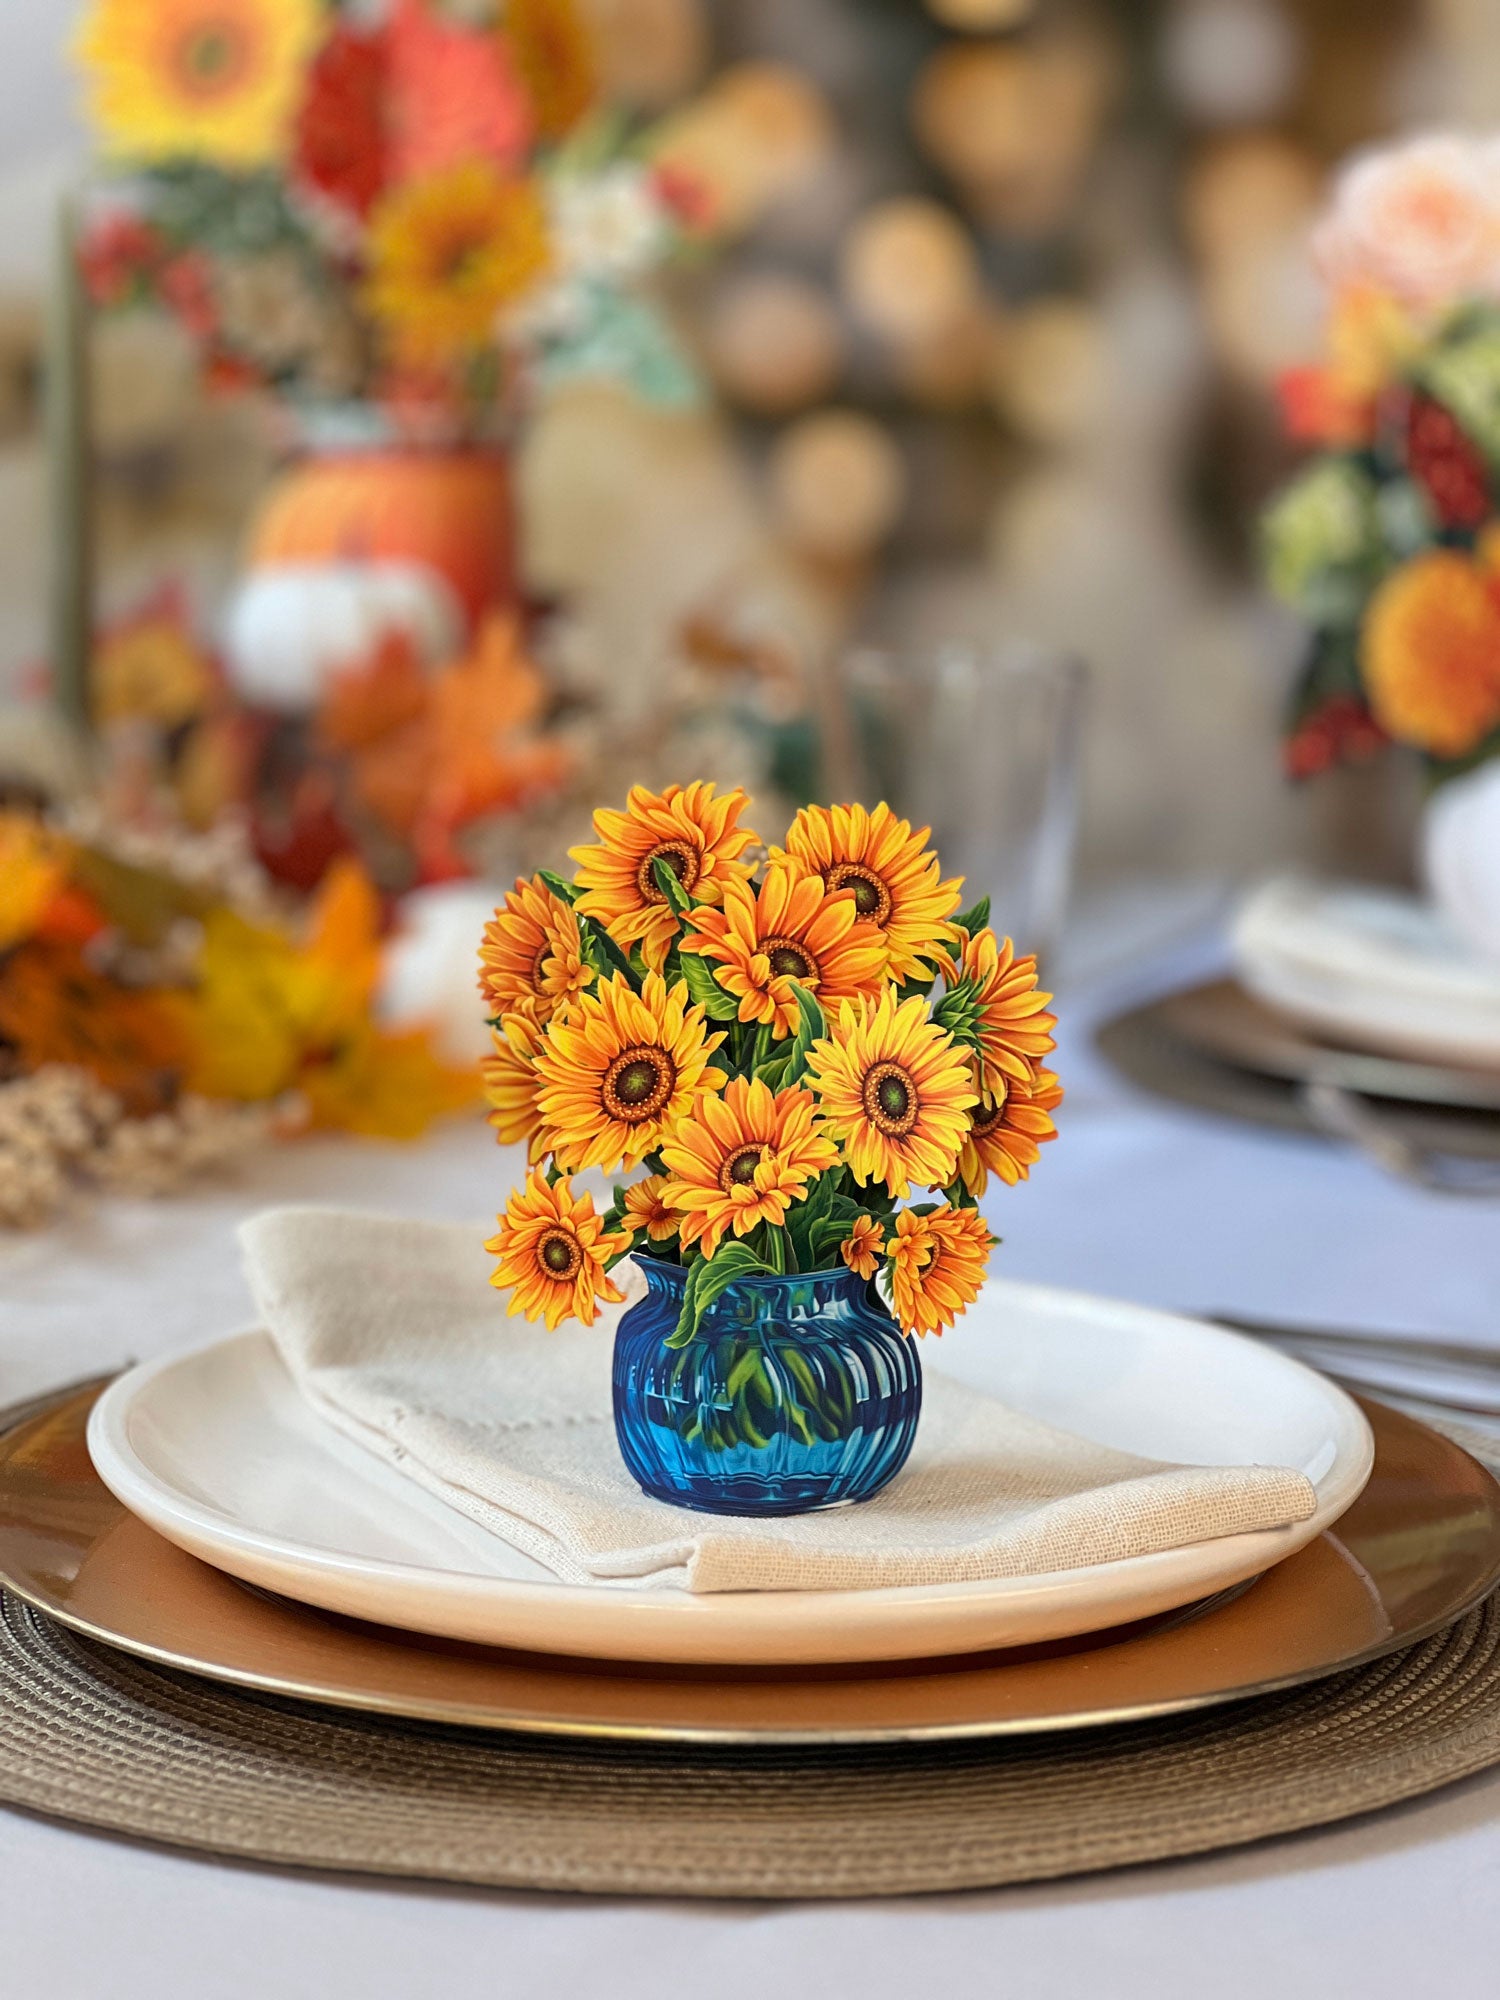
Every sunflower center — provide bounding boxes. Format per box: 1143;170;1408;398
602;1044;676;1123
762;936;815;982
826;862;892;926
863;1060;918;1137
719;1144;766;1193
538;1228;582;1280
970;1100;1003;1135
636;840;701;906
173;21;251;97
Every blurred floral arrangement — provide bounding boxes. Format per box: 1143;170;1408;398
480;784;1061;1342
72;0;704;425
1265;132;1500;783
0;807;475;1227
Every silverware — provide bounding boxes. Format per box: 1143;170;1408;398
1299;1079;1500;1196
1213;1312;1500;1417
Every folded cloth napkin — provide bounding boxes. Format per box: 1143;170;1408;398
241;1208;1316;1595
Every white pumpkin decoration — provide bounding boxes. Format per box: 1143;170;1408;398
1422;762;1500;967
221;559;464;712
378;882;503;1066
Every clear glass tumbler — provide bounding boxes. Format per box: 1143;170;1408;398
849;640;1085;971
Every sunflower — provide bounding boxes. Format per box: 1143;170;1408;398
944;927;1057;1096
622;1173;679;1243
75;0;322;169
478;874;592;1026
840;1212;886;1280
682;860;886;1037
805;989;977;1198
486;1170;630;1330
659;1077;837;1259
480;1010;547;1161
773;802;963;985
365;160;550;362
957;1066;1063;1197
569;782;758;972
1361;550;1500;757
888;1204;992;1338
535;970;727;1172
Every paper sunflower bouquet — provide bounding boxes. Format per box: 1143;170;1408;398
479;784;1061;1515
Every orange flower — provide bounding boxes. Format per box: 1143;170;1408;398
0;815;68;951
805;989;976;1198
478;874;592;1026
958;1066;1063;1197
365;160;550;361
774;802;963;984
1361;550;1500;757
480;1009;548;1160
505;0;597;143
659;1076;837;1259
486;1170;630;1330
682;860;886;1037
622;1173;680;1243
840;1212;885;1279
535;970;727;1172
569;782;758;972
0;940;192;1115
943;927;1057;1096
888;1204;992;1338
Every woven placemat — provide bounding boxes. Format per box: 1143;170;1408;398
5;1577;1500;1899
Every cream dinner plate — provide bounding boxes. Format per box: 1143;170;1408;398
87;1284;1374;1668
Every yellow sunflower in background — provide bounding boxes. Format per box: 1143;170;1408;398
535;970;727;1172
888;1204;992;1338
660;1078;837;1260
840;1212;886;1280
570;781;757;972
486;1170;630;1330
945;927;1057;1095
806;989;976;1197
683;861;886;1037
774;803;963;985
480;1009;548;1160
365;161;550;362
74;0;322;168
478;874;592;1025
622;1174;680;1244
957;1067;1063;1197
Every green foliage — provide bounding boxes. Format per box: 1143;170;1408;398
578;913;635;986
537;869;580;905
667;1241;773;1347
781;983;826;1086
651;854;694;917
954;895;991;938
1262;456;1394;626
931;979;982;1053
678;947;740;1021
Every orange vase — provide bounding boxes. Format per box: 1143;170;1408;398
247;441;516;631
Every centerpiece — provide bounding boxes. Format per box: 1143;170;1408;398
480;785;1061;1515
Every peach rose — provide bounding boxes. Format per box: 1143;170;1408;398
1312;133;1500;316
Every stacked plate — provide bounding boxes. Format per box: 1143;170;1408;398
4;1285;1499;1743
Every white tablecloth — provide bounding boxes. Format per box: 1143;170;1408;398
5;907;1500;2000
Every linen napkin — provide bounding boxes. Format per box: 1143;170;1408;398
240;1207;1316;1594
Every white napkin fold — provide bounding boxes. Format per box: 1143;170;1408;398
240;1207;1316;1595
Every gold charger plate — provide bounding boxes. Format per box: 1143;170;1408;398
1098;978;1500;1160
3;1381;1499;1745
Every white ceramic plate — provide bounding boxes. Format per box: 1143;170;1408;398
1233;875;1500;1070
86;1284;1373;1668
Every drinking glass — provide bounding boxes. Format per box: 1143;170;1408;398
848;640;1085;971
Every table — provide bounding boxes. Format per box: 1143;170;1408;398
5;922;1500;2000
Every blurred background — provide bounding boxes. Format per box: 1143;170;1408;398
4;0;1500;898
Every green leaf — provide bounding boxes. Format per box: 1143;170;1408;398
666;1241;772;1347
678;948;741;1021
753;1052;792;1092
578;914;635;985
894;973;938;1005
537;869;581;905
932;980;982;1053
651;855;693;917
781;982;827;1087
955;895;991;938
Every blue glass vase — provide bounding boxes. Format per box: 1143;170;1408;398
612;1257;922;1515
